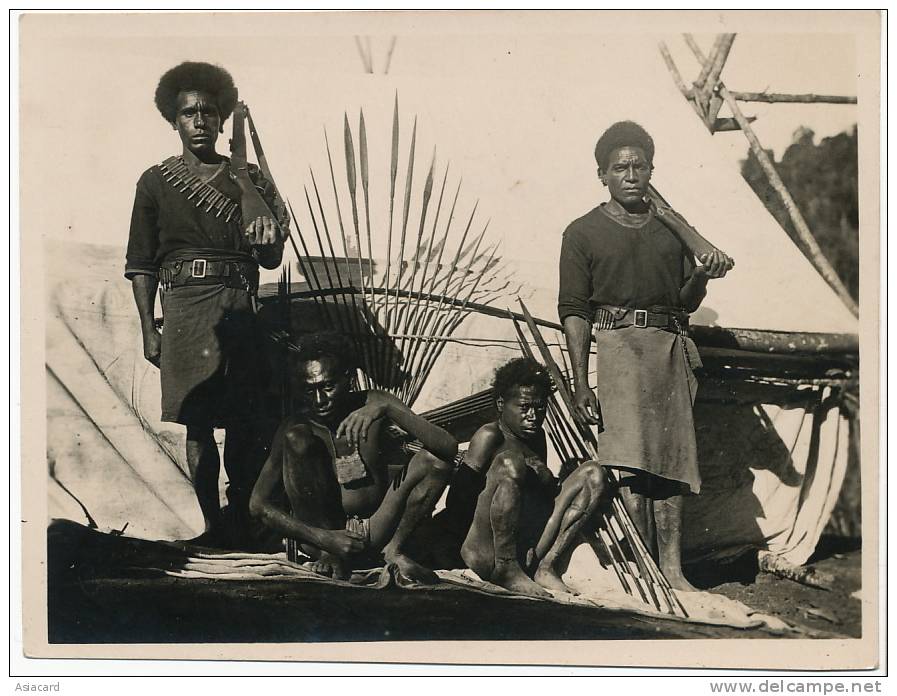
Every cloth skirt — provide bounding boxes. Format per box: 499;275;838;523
593;326;702;494
159;284;261;426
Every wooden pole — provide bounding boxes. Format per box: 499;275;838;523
718;84;859;317
712;116;755;132
658;41;707;123
682;33;703;62
692;34;722;93
698;34;736;130
683;32;719;128
661;34;858;317
658;41;692;98
657;42;755;132
728;91;857;105
689;325;858;354
265;285;859;356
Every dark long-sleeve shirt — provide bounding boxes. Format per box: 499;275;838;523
125;159;277;279
557;204;696;323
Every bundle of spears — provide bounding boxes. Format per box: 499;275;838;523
281;96;510;407
512;300;689;618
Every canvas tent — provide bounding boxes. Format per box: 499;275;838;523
33;23;859;567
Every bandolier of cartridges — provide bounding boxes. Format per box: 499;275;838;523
160;156;242;223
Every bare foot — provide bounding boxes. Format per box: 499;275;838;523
662;569;698;593
310;552;351;581
384;550;439;585
534;563;578;595
492;560;551;598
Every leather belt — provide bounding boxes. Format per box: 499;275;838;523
594;305;688;333
159;257;259;293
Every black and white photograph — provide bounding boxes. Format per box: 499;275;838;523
15;9;882;673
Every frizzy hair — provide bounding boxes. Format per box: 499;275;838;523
491;357;553;402
154;61;238;123
594;120;655;173
293;332;357;375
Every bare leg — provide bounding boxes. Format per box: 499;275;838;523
654;494;696;592
185;425;221;538
222;422;264;548
533;462;606;594
369;451;453;584
620;476;657;559
461;453;550;598
281;428;349;579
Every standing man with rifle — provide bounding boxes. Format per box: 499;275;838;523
558;121;733;591
125;62;287;547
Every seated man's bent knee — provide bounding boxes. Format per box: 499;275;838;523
283;424;315;453
415;449;455;475
578;461;606;491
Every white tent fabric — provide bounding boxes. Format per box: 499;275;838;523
47;242;206;540
259;68;857;336
36;30;856;565
687;394;849;564
46;239;850;565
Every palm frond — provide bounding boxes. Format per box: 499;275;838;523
288;100;508;405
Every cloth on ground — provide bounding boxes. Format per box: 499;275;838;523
149;532;786;632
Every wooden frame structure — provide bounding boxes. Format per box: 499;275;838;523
659;34;859;318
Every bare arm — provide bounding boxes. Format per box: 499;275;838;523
463;424;505;474
679;271;709;313
248;422;364;556
563;315;591;392
337;390;458;462
381;392;458;461
248;422;326;546
131;274;162;367
247;170;288;270
562;315;602;426
558;224;601;427
679;248;734;312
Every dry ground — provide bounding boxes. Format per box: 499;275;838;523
46;522;861;644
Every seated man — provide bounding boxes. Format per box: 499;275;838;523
249;333;458;583
458;358;607;597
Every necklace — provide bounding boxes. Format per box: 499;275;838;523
600;202;653;229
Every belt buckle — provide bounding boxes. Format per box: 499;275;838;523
191;259;207;278
634;309;648;328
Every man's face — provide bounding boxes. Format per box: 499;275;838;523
299;357;351;422
498;385;548;440
173;90;221;157
603;145;652;209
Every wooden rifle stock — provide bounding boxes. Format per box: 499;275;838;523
647;185;733;268
230;101;280;227
245;106;288;226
